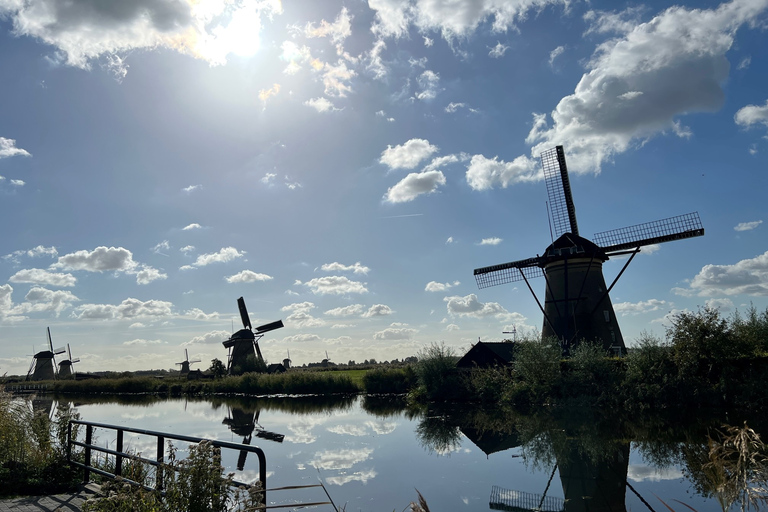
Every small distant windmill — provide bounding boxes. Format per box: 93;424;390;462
474;146;704;355
27;327;66;381
321;350;332;367
283;349;292;370
222;297;284;375
58;344;80;378
176;349;201;375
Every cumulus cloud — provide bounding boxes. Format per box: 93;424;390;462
465;154;538;190
9;269;76;287
3;245;58;262
705;297;735;312
182;223;202;230
182;184;201;193
152;240;170;255
0;137;30;158
50;246;165;284
674;251;768;297
479;237;502;246
488;42;509;58
369;0;568;40
425;281;459;292
734;220;762;231
373;323;417;340
613;299;669;316
21;287;79;316
281;333;322;343
300;276;368;295
135;266;167;285
305;7;352;42
380;138;438;170
414;70;440;100
184;308;220;320
282;302;325;328
549;45;565;66
225;270;273;283
524;1;768;174
384;170;446;203
361;304;393;317
735;99;768;130
367;38;388;79
325;304;365;317
321;262;370;275
0;0;284;71
73;298;174;320
191;247;246;267
444;293;520;321
304;97;337;113
183;330;230;346
123;338;164;346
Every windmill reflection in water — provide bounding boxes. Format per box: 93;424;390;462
222;404;285;471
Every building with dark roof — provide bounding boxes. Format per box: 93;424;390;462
456;341;516;369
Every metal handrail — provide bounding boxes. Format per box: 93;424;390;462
67;419;267;494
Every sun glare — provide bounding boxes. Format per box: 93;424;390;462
193;2;275;63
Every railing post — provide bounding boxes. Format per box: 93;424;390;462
115;429;124;477
83;424;93;483
67;420;72;463
156;435;164;491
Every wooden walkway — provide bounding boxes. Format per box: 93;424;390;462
0;484;100;512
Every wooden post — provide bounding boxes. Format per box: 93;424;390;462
115;429;124;477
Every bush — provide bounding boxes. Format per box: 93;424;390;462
623;331;677;408
512;336;561;403
412;343;461;402
362;366;417;394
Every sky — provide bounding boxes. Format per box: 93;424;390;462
1;0;767;376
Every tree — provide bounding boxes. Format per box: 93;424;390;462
208;358;226;378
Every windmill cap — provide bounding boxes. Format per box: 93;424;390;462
542;233;607;264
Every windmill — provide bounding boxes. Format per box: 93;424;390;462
222;297;284;375
176;349;201;375
58;344;80;378
27;327;66;381
283;349;292;370
474;146;704;355
321;350;332;367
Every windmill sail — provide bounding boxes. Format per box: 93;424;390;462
594;212;704;253
474;257;544;289
542;145;578;238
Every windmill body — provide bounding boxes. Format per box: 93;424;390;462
222;297;284;375
58;344;80;378
474;146;704;354
27;328;66;381
176;349;200;375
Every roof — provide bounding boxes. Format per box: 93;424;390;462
456;341;516;369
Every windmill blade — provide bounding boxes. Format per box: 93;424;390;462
47;327;54;353
67;344;72;361
185;348;189;362
237;297;252;330
189;358;201;364
71;358;80;364
594;212;704;254
541;145;579;237
474;257;543;289
255;320;284;334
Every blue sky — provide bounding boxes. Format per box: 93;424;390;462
1;0;767;375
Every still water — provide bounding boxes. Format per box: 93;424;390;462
47;394;765;511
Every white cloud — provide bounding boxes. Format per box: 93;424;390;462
319;59;356;97
73;298;174;320
705;298;735;312
4;245;58;261
301;276;368;295
10;179;24;186
225;270;273;283
182;184;201;193
9;269;76;287
735;100;768;129
152;240;170;254
180;245;195;254
737;56;751;70
261;173;276;184
445;237;454;244
613;299;669;316
373;323;417;340
423;36;433;47
282;302;316;313
674;251;768;297
183;330;230;346
325;304;365;317
286;310;326;328
361;304;393;317
384;170;446;203
445;323;460;331
444;293;519;321
53;246;136;272
425;281;459;292
321;262;370;275
281;333;322;343
304;7;352;43
628;465;683;482
525;1;768;174
134;266;168;285
367;39;388;79
414;70;440;100
549;45;565;66
380;138;438;170
280;41;312;74
0;137;30;158
192;247;246;266
735;220;763;231
184;308;220;321
304;97;337;113
479;237;502;246
488;42;509;58
465;154;539;190
182;223;202;230
123;338;164;346
0;0;283;70
20;287;79;316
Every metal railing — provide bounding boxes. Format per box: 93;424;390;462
66;419;336;510
67;419;267;493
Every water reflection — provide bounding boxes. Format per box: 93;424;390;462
222;404;284;470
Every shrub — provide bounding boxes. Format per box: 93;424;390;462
412;343;461;402
362;366;416;394
512;336;561;403
623;331;677;408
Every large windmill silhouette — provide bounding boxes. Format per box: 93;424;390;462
222;297;284;375
474;146;704;354
27;327;66;381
